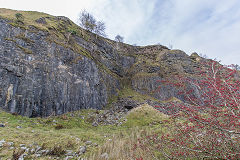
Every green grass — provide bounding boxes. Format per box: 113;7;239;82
0;9;97;60
124;104;169;127
132;72;159;79
0;104;170;159
105;86;162;109
0;8;137;79
16;45;33;54
118;87;161;102
0;8;53;31
15;33;35;44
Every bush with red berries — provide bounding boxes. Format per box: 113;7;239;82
133;61;240;159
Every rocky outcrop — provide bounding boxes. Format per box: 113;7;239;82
130;49;201;102
0;17;122;117
0;9;204;117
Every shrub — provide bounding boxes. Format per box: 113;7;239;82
134;61;240;159
67;29;77;35
12;149;25;160
60;114;68;120
78;10;106;36
115;35;124;43
54;124;64;130
15;13;24;22
48;145;66;156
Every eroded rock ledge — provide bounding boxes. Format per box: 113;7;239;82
0;9;203;117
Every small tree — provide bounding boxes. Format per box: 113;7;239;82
65;29;77;44
115;35;124;43
78;10;106;37
232;64;240;70
94;21;106;37
15;13;24;22
199;53;208;59
78;10;96;32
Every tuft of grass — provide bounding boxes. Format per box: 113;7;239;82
89;127;167;160
48;145;66;156
54;124;64;130
124;104;169;127
132;72;159;79
0;8;52;28
90;129;140;160
4;37;33;54
12;149;25;160
16;45;33;54
15;33;34;44
71;41;93;59
118;87;161;103
161;97;183;103
0;9;48;32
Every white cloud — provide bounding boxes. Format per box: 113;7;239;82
136;0;240;65
85;0;158;42
0;0;239;65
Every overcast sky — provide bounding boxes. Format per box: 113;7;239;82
1;0;240;65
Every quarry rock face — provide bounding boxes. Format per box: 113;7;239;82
0;10;202;117
0;18;121;117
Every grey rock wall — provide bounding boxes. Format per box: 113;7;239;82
0;16;203;117
0;18;120;117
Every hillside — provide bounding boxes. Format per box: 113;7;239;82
1;8;239;160
0;8;204;117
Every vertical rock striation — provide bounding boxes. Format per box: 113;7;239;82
0;9;206;117
0;17;122;117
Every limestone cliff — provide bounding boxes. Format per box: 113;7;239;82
0;8;204;117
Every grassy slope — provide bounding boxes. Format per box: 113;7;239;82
0;8;54;30
0;8;175;159
0;104;169;159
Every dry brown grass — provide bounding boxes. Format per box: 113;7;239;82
127;104;169;118
89;104;169;160
0;8;53;30
12;149;25;160
0;104;170;159
89;128;156;160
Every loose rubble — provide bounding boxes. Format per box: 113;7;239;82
0;139;91;159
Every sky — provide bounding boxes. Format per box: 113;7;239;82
0;0;240;65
